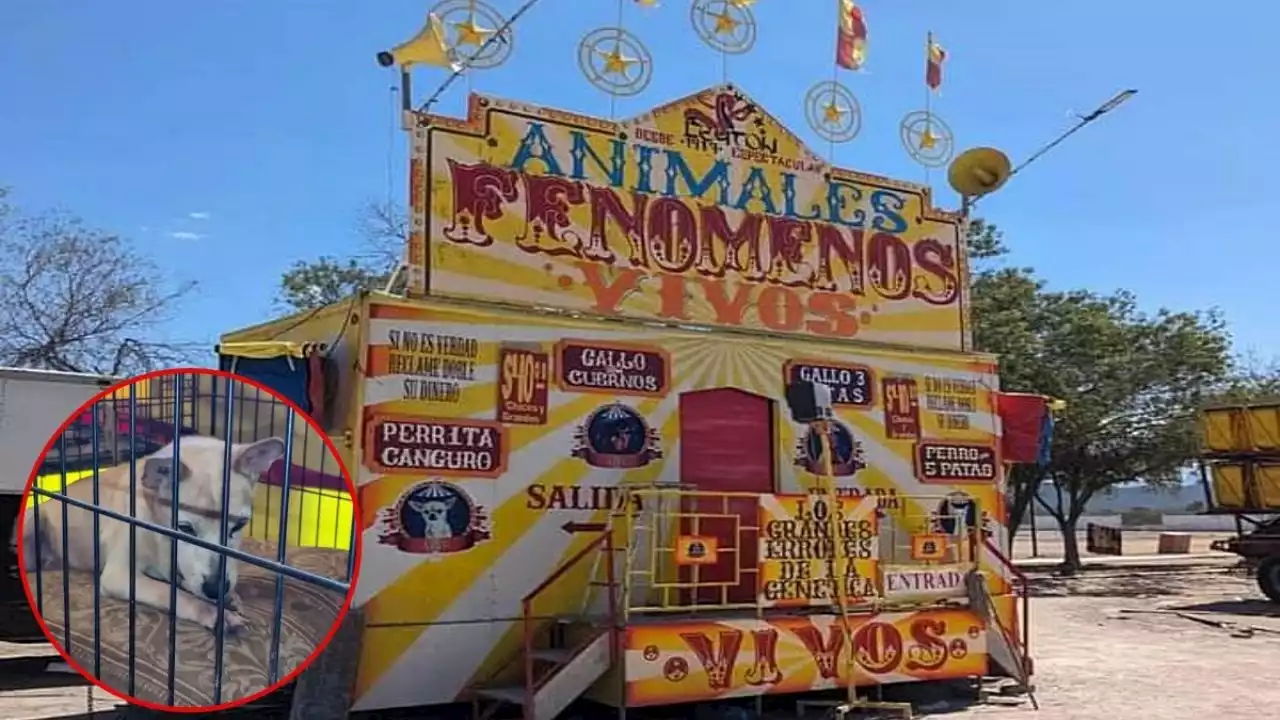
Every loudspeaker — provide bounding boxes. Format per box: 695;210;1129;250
376;13;457;70
785;380;833;424
947;146;1012;198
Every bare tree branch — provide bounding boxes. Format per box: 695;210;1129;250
0;197;199;376
354;199;407;271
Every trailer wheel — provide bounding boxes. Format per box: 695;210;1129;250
1258;557;1280;603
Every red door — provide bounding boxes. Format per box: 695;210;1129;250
678;388;775;605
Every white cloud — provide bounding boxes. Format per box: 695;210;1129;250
188;211;211;220
169;231;205;241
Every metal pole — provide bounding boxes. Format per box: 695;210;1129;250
969;89;1137;211
1029;496;1040;558
814;420;857;705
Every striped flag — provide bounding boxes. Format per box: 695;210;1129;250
835;0;868;71
926;33;947;91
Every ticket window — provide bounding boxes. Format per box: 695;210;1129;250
677;388;776;606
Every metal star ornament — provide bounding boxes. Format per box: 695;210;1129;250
453;16;493;47
601;45;637;75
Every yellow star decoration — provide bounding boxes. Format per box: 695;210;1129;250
822;99;846;125
918;127;937;150
712;8;740;35
598;44;637;75
453;15;494;47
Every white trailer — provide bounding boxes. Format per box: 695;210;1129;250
0;366;116;494
1;366;115;639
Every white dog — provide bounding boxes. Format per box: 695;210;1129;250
408;496;455;539
19;435;284;634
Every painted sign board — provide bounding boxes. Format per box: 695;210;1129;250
408;85;970;350
757;493;879;607
881;564;969;602
624;610;987;705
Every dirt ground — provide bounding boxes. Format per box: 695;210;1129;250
3;555;1276;719
924;561;1280;719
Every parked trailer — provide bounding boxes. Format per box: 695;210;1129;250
1;367;116;640
211;78;1038;718
6;84;1039;717
1197;403;1280;602
220;291;1034;717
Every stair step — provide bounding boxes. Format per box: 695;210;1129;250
476;685;525;705
531;647;574;663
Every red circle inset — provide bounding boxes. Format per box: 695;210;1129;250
15;367;362;713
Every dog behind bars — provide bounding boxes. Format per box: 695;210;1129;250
17;435;284;634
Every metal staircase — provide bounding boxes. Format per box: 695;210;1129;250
471;531;619;720
970;538;1039;710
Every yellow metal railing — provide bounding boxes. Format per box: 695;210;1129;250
622;488;764;614
617;487;980;616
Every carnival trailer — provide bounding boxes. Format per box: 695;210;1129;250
221;289;1032;716
221;32;1037;710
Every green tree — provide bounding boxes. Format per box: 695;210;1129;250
278;256;390;311
0;188;198;375
967;220;1233;571
277;200;403;311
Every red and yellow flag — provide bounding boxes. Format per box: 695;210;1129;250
835;0;868;71
926;32;947;91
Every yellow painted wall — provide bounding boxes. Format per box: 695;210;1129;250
345;295;1014;711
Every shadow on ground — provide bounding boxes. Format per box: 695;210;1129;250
0;655;88;692
1029;572;1198;599
573;679;1031;719
21;707;117;712
1167;599;1280;618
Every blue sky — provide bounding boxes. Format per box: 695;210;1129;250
1;0;1274;361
